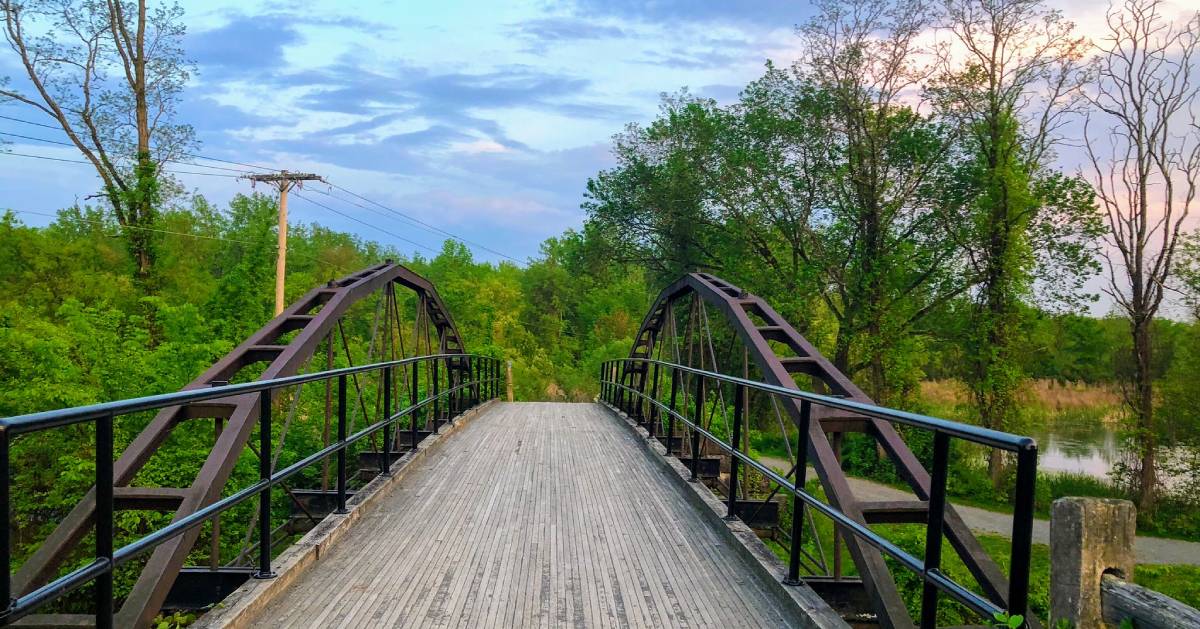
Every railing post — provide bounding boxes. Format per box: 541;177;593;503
411;358;421;449
785;399;812;586
432;357;440;424
1009;446;1038;621
606;362;614;404
254;392;275;579
726;384;744;520
465;356;472;408
611;361;617;404
381;366;392;477
667;367;679;455
425;358;433;427
451;359;460;417
630;363;638;419
648;361;661;438
632;360;645;425
603;361;610;403
920;431;950;628
335;374;348;514
0;426;8;612
689;373;703;482
96;413;114;629
615;362;625;413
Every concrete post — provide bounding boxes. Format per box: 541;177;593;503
1050;497;1137;628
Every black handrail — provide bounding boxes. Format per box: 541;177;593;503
0;354;503;627
599;357;1038;629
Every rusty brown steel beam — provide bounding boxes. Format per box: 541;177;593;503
12;262;466;629
628;272;1019;629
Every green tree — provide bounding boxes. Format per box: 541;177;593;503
934;0;1098;485
1;0;195;283
584;102;721;284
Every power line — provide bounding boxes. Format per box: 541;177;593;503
8;208;253;243
291;191;441;255
311;187;525;264
0;130;255;174
0;150;245;178
0;112;281;172
2;112;525;264
309;187;439;236
327;182;522;263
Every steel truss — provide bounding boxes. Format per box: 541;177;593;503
12;262;469;628
620;273;1023;629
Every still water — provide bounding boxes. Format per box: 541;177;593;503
1030;420;1122;479
1030;419;1192;490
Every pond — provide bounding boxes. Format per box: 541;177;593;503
1030;420;1121;479
1030;418;1191;490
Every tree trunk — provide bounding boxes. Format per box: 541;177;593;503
1132;316;1157;512
833;323;853;377
976;169;1020;490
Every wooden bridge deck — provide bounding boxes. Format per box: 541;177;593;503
256;402;799;628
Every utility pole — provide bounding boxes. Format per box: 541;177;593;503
247;171;324;315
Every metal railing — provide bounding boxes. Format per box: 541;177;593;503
599;358;1038;628
0;353;503;627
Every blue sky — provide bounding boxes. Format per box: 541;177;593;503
0;0;813;264
0;0;1165;274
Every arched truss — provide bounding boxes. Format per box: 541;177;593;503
623;272;1012;629
13;262;469;628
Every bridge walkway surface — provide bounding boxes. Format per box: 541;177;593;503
250;402;801;628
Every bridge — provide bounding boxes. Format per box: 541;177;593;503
0;263;1039;629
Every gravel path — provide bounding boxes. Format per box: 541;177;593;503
756;456;1200;566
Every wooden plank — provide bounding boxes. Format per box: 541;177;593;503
254;402;803;628
1101;573;1200;628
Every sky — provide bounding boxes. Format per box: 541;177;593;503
0;0;1194;276
0;0;812;264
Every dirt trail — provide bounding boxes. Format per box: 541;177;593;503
755;456;1200;566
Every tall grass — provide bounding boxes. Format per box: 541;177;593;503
919;378;1121;420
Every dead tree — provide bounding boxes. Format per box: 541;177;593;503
1085;0;1200;513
